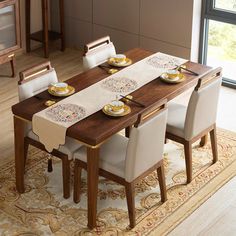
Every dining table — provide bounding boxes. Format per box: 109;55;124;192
12;48;212;229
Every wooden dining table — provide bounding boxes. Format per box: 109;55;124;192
12;48;212;229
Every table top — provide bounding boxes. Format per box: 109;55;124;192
12;48;212;146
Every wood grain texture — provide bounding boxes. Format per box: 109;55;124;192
87;147;100;229
12;48;212;146
14;116;25;193
1;47;236;234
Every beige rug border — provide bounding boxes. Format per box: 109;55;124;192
150;130;236;236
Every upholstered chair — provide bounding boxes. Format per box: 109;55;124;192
18;61;82;198
73;99;168;228
83;36;116;70
166;67;222;183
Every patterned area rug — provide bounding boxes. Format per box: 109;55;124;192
0;129;236;235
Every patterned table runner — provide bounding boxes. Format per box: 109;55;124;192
32;52;187;152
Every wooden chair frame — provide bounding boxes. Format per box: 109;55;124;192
166;67;222;184
19;61;52;84
19;62;71;199
73;99;168;228
84;36;112;55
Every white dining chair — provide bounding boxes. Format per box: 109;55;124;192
73;99;168;228
18;61;82;198
83;36;116;70
166;67;222;183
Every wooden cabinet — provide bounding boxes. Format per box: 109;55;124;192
0;0;20;77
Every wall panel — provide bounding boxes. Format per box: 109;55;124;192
93;25;139;53
20;0;200;60
93;0;139;34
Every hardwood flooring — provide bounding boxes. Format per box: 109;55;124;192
169;177;236;236
0;48;236;234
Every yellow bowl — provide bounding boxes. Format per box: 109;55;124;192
51;82;68;93
166;69;180;80
109;100;125;112
113;54;126;64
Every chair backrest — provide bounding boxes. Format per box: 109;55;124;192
125;99;168;182
83;36;116;70
184;67;222;140
18;61;58;101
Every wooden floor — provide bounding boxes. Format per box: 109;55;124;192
169;176;236;236
0;48;236;235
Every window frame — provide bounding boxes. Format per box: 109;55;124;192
199;0;236;88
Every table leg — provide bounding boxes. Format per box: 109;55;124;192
14;116;26;193
87;147;99;229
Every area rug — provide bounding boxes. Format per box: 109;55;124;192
0;129;236;236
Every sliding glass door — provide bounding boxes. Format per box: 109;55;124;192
200;0;236;87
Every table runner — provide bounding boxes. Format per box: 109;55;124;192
32;52;187;153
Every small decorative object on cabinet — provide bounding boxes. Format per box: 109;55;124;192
0;0;20;77
25;0;65;58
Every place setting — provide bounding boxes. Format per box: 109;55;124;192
102;95;145;117
102;99;131;117
160;68;186;84
160;65;199;84
107;54;132;67
98;54;133;74
48;82;75;97
34;82;76;107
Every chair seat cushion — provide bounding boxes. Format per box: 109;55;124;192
166;102;187;138
74;134;128;178
27;130;82;160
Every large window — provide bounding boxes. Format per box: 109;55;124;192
200;0;236;87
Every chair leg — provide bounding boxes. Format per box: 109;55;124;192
125;126;132;138
125;182;136;228
47;154;53;172
62;157;71;199
157;163;167;202
210;127;218;163
199;134;208;147
184;141;193;184
73;160;82;203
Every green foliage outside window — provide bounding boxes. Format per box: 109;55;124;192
208;0;236;60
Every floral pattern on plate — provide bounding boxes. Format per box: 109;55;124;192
45;103;86;123
147;54;182;69
101;77;138;93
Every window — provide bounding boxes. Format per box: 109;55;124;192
200;0;236;87
214;0;236;12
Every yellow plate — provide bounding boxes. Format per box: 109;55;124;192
102;104;131;117
160;73;185;84
107;57;132;67
48;85;75;97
